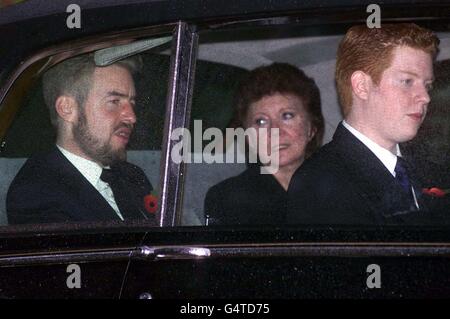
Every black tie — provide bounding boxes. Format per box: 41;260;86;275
100;168;138;220
395;157;411;193
394;157;416;207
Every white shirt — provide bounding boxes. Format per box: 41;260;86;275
56;145;124;220
342;120;400;177
342;121;419;209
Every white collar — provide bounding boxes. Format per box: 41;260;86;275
56;145;104;187
342;120;401;176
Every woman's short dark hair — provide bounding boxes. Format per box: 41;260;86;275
233;62;324;157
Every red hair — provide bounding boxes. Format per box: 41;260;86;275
336;23;439;116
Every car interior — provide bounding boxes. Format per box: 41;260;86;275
1;24;450;227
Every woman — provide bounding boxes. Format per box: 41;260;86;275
204;63;324;225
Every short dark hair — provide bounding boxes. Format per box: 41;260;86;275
42;53;141;127
233;62;324;157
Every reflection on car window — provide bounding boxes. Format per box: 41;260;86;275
0;39;171;227
180;59;247;225
181;24;450;227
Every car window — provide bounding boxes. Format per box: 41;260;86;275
0;34;172;228
180;25;341;226
180;22;450;227
2;16;450;231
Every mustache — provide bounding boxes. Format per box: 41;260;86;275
115;122;134;131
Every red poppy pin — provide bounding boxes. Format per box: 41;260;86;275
144;193;158;214
422;187;450;198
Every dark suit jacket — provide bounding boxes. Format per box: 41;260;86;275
287;123;450;225
6;147;156;225
204;164;288;225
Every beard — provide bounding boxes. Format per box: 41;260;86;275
73;110;128;166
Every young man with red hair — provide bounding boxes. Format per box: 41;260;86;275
288;23;449;225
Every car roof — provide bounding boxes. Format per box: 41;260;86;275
0;0;162;25
0;0;438;26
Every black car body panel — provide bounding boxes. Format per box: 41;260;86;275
2;226;450;298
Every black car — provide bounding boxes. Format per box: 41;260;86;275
1;0;450;301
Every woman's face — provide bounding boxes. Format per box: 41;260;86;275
245;93;316;170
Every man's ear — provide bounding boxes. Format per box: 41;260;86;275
350;71;371;101
55;95;78;123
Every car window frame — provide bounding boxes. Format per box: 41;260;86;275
0;21;192;233
173;9;450;228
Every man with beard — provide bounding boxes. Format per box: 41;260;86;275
6;53;156;225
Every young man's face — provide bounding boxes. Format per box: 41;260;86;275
364;45;433;151
73;64;137;166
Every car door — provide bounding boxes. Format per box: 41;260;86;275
120;3;450;300
0;227;148;298
0;2;179;298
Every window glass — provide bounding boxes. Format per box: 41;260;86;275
180;23;450;227
0;35;171;228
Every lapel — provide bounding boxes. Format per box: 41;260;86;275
331;123;424;222
110;163;151;220
48;148;123;221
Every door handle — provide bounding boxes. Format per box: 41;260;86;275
135;246;211;261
